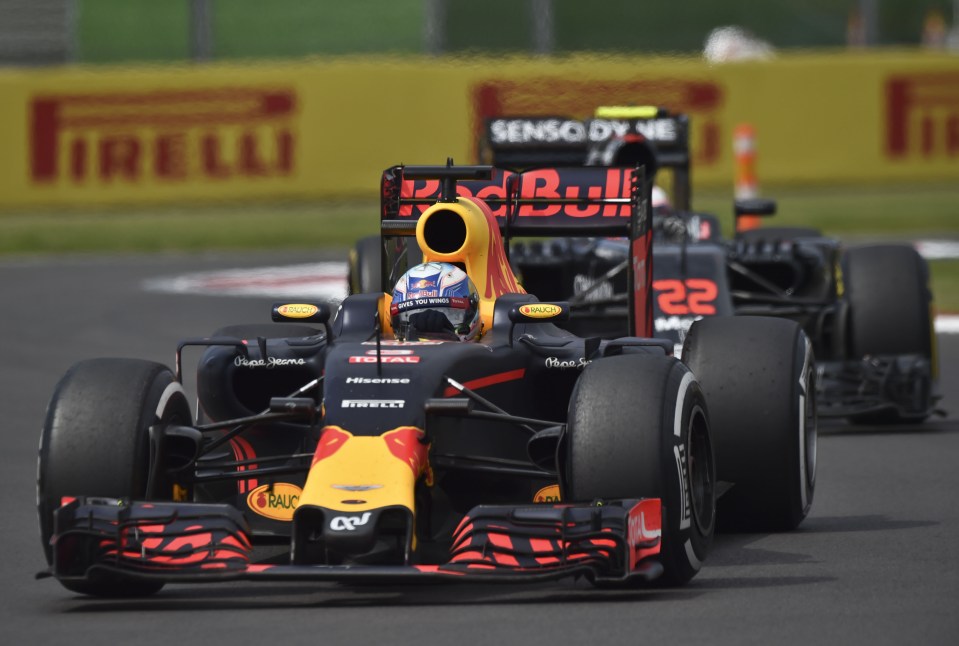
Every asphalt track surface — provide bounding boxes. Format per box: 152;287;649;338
2;251;957;645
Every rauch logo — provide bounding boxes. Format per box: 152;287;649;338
246;482;302;521
30;87;297;185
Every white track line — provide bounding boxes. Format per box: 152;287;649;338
144;262;349;301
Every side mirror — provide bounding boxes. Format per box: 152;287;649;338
734;198;777;217
507;302;570;324
272;302;331;324
507;302;570;348
272;302;332;339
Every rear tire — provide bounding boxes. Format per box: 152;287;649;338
844;244;935;424
567;354;715;586
846;244;934;358
348;235;382;295
38;358;192;596
683;316;816;532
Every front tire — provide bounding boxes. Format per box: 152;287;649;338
567;353;715;586
38;358;192;596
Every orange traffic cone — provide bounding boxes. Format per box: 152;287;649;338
734;123;761;232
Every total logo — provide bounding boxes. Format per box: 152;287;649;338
349;356;420;364
342;399;405;408
329;512;372;532
545;356;591;370
345;377;410;385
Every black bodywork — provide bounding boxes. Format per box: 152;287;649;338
42;163;681;589
480;109;939;422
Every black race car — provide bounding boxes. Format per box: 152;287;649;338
475;108;940;424
39;163;815;597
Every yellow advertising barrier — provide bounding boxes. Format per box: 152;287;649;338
0;51;957;209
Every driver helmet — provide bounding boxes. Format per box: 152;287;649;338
390;262;481;341
652;185;671;210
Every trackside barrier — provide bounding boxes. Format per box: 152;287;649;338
0;51;957;209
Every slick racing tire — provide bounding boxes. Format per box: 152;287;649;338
844;244;936;424
683;316;816;532
567;354;715;587
38;358;192;596
348;235;382;295
348;234;424;295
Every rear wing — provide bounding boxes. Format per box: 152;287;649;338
378;162;654;336
380;164;648;237
479;109;692;211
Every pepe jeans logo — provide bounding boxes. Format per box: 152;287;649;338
545;357;590;370
329;512;372;531
234;356;306;368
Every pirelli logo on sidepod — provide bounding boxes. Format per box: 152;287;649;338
29;87;297;185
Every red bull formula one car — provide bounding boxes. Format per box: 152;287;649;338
38;163;815;597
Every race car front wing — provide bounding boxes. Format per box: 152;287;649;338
817;354;940;420
42;497;664;587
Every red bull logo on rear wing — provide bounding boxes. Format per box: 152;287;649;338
381;165;647;238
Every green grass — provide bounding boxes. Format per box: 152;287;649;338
691;182;959;239
1;182;956;310
930;260;959;314
75;0;943;62
0;200;378;255
77;0;424;63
